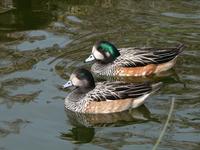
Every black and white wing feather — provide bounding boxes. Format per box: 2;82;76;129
85;82;158;102
116;44;184;67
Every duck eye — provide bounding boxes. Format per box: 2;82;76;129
90;55;93;58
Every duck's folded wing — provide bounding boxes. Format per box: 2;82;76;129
117;44;184;67
85;82;158;102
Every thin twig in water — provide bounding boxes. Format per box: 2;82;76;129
152;97;175;150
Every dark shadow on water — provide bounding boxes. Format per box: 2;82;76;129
0;119;30;138
60;127;95;144
0;0;52;31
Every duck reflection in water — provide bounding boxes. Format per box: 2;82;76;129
60;105;159;144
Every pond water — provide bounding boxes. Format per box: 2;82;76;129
0;0;200;150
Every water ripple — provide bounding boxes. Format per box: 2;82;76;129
162;12;200;19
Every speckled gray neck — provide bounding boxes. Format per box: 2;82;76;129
65;89;89;113
91;62;117;76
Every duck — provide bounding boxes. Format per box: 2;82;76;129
63;68;162;114
84;41;184;77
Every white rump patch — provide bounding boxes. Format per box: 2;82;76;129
132;93;150;108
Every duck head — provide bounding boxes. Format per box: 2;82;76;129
85;41;120;64
63;68;95;90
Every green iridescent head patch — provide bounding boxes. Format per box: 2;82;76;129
98;41;120;59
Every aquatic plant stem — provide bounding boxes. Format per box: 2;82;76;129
152;97;175;150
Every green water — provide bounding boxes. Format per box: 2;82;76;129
0;0;200;149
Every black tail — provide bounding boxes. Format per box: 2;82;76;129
151;82;163;93
176;43;185;54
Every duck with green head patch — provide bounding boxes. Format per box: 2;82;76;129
85;41;120;64
85;41;184;77
63;68;162;114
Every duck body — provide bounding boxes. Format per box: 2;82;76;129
63;69;162;114
85;41;184;77
65;81;162;114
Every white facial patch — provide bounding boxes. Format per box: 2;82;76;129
92;46;97;53
92;46;104;60
71;75;81;87
70;74;88;87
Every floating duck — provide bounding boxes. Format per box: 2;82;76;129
85;41;184;77
63;68;162;114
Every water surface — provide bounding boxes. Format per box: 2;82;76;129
0;0;200;150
